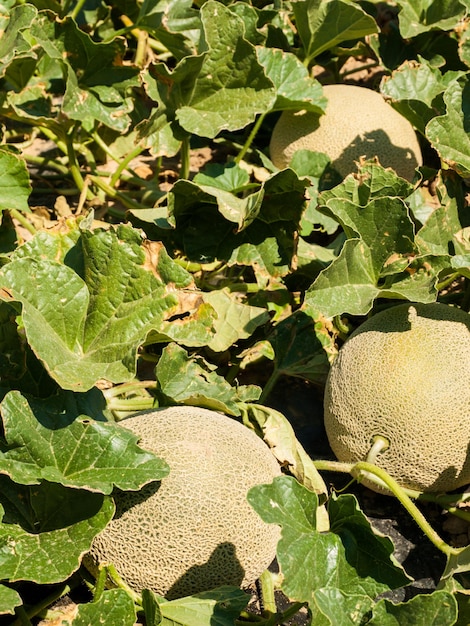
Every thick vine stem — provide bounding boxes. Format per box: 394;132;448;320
313;459;463;558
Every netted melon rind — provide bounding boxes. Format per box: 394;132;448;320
269;84;422;181
88;406;281;598
324;302;470;493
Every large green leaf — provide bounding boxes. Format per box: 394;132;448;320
175;0;276;137
29;13;139;132
305;238;439;317
255;46;327;113
73;589;137;626
0;584;22;616
426;78;470;177
155;343;259;415
380;61;463;133
265;308;334;385
248;477;409;620
293;0;378;65
0;226;192;391
0;479;114;584
158;586;249;626
0;3;37;79
0;148;31;213
395;0;467;38
0;391;169;493
369;590;458;625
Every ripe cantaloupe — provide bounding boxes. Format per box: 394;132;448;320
87;406;281;599
269;84;422;181
324;302;470;493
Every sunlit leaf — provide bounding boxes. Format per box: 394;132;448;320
0;391;169;493
73;589;137;626
293;0;378;64
248;477;409;615
0;227;191;391
0;148;31;213
175;0;276;137
0;481;114;584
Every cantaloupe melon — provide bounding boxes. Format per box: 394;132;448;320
87;406;281;599
270;84;422;181
324;302;470;493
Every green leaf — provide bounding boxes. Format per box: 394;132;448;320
202;290;270;353
395;0;467;38
0;226;189;391
293;0;378;64
426;78;470;177
0;391;169;493
193;162;251;192
142;588;163;626
73;589;137;626
169;170;306;279
320;162;413;206
255;46;327;113
136;0;200;59
0;479;114;584
369;590;458;625
175;1;275;137
305;239;379;316
0;584;22;616
30;14;139;132
168;178;265;232
156;343;251;415
380;61;463;133
265;309;334;385
248;477;409;615
242;403;328;497
159;586;249;626
321;195;416;273
305;238;439;317
0;4;37;79
0;148;31;213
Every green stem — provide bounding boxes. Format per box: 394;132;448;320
107;397;156;412
180;135;191;180
69;0;88;20
23;153;70;176
110;145;145;188
135;29;148;67
436;272;460;292
91;131;143;187
13;607;32;626
93;566;108;602
64;126;92;198
11;580;75;625
106;564;142;605
314;459;462;558
340;61;379;78
40;126;68;156
236;113;266;164
8;209;37;236
258;370;281;405
103;380;157;399
258;570;276;614
89;176;149;210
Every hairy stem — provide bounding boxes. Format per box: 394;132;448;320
236;112;266;164
314;459;462;557
258;370;281;405
9;209;37;236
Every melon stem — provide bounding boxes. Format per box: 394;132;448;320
313;459;463;558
